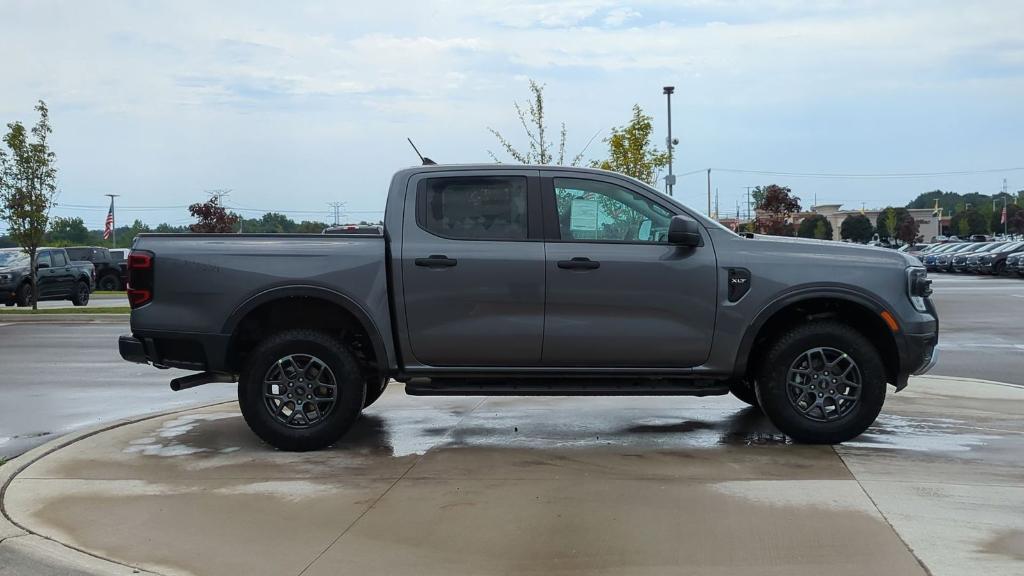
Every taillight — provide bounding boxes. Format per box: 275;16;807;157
127;250;154;308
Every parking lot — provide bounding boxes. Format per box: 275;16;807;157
1;273;1022;575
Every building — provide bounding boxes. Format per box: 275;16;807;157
792;204;940;242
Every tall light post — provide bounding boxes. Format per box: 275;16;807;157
663;86;677;196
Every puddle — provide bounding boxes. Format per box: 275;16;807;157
124;412;240;457
842;414;1001;452
980;529;1024;562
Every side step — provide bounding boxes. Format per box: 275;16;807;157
405;377;730;397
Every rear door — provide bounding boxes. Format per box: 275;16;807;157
34;251;57;297
540;172;718;367
49;250;74;295
401;170;545;366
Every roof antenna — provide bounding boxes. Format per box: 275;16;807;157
407;138;437;165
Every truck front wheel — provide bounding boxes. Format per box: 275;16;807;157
238;329;365;451
755;321;886;444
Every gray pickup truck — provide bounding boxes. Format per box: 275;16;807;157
119;165;938;451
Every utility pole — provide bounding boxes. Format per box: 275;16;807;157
205;189;231;204
706;169;711;216
104;194;119;247
328;202;343;226
663;86;676;196
714;188;719;220
745;186;753;221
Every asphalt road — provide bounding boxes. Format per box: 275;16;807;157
0;323;234;459
0;273;1020;459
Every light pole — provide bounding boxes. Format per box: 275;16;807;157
663;86;677;196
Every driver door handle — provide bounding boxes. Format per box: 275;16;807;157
415;255;458;268
557;257;600;270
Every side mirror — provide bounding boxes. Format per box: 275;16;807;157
667;215;701;247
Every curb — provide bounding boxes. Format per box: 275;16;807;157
915;373;1024;390
0;313;128;323
0;401;233;575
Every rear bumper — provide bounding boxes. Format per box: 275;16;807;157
119;331;232;372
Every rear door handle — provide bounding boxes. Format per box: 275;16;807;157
415;255;458;268
557;257;600;270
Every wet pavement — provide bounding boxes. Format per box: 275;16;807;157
3;376;1021;576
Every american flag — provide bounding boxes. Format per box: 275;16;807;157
103;197;114;240
1001;206;1007;225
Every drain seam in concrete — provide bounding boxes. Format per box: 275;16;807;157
296;397;488;576
834;446;935;576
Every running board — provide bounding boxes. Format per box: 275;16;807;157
405;377;729;397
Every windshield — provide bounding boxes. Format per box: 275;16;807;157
0;249;30;268
995;241;1023;253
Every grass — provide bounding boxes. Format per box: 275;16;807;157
0;457;6;467
0;306;130;315
93;290;125;296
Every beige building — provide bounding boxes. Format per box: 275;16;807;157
793;204;940;242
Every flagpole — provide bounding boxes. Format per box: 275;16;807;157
105;194;119;247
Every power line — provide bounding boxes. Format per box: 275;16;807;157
709;167;1024;180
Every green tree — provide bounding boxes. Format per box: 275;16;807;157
47;216;90;245
797;214;833;239
896;213;920;244
488;79;585;166
989;202;1019;234
874;207;911;239
0;101;58;309
950;207;987;236
840;214;874;243
591;105;668;187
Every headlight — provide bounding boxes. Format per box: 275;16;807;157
0;273;10;281
907;267;931;313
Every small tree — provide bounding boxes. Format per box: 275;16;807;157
188;196;238;233
840;214;874;243
591;105;668;186
754;184;800;236
488;80;584;166
896;214;920;244
0;101;58;309
875;207;911;240
797;214;833;240
950;208;987;237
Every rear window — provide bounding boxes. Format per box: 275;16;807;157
420;176;528;240
51;251;68;267
65;248;91;260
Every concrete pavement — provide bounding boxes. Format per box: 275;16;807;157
2;375;1021;576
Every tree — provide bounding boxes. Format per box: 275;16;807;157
989;203;1020;234
0;101;58;309
896;213;920;244
949;207;987;237
754;184;800;236
874;207;911;240
797;214;833;240
188;196;238;233
840;214;874;243
47;216;90;245
591;105;668;187
488;79;585;166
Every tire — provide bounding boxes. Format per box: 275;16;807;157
70;281;90;307
238;329;365;451
16;283;33;307
363;376;388;408
994;261;1005;276
727;379;760;408
755;321;886;444
98;273;120;291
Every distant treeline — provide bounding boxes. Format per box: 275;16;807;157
0;212;383;249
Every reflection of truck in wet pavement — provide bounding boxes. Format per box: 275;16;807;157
119;164;938;451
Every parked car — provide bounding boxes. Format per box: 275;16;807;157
925;243;969;271
977;241;1024;275
1006;252;1024;277
1;247;95;307
65;246;127;291
952;242;1002;273
323;224;384;236
119;164;938;451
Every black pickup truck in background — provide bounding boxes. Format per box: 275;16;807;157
1;247;95;306
66;246;127;291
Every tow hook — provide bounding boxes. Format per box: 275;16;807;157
170;371;237;391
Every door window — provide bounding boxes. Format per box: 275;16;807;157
553;178;672;242
51;251;67;267
420;176;528;240
36;252;52;268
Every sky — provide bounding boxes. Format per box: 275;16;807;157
2;0;1023;232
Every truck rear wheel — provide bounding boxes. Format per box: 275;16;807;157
238;329;365;451
70;281;90;306
98;273;120;291
755;321;886;444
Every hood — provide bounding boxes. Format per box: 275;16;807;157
745;234;921;267
0;265;28;275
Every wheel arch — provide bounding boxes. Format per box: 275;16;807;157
223;285;390;379
736;287;902;386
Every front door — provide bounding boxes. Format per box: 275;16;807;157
541;173;718;367
401;171;545;366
